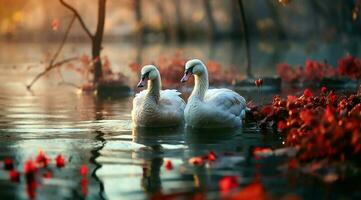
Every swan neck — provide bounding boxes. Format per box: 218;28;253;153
191;71;208;101
147;76;161;103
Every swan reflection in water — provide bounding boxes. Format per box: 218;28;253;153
131;126;184;197
131;126;246;198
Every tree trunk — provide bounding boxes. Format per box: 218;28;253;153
237;0;252;78
231;0;242;37
93;0;106;85
202;0;217;39
134;0;144;41
174;0;186;41
156;0;171;41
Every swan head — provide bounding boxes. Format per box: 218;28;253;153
181;59;206;83
137;65;159;88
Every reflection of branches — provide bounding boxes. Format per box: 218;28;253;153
26;15;77;90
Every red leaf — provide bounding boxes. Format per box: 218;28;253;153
303;89;313;98
188;156;204;166
255;79;263;87
261;106;273;116
207;151;216;162
219;176;239;193
9;170;20;182
4;158;14;170
321;86;327;94
26;180;37;199
35;150;49;168
277;121;287;132
164;160;173;171
24;159;37;182
80;165;88;176
80;177;88;196
43;171;52;179
55;154;65;168
24;159;36;175
229;182;265;200
287;95;297;102
51;19;60;31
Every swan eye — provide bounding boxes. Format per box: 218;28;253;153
141;71;150;79
186;66;194;74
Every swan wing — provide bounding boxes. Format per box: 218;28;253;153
160;89;186;110
204;88;246;118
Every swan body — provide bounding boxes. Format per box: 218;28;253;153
181;59;246;128
132;65;185;128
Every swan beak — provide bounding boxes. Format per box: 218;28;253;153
181;73;191;83
137;79;146;88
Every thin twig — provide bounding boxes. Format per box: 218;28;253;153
58;81;81;89
49;14;76;66
59;0;94;40
26;57;78;90
26;14;77;90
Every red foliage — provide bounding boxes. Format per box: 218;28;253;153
24;159;37;175
338;55;361;79
303;89;313;98
255;78;263;87
164;160;173;171
129;51;240;88
80;165;88;176
24;159;37;182
207;151;216;162
80;177;88;196
321;86;327;94
253;147;272;155
188;156;205;166
9;170;20;182
228;182;266;200
55;154;66;168
247;86;361;163
43;171;53;179
276;63;304;83
26;180;37;199
219;176;239;194
4;158;14;170
35;150;49;168
276;55;361;84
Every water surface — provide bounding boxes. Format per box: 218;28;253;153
0;40;359;199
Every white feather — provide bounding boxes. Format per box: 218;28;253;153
184;60;247;128
132;67;185;127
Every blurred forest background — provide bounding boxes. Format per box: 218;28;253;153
1;0;361;87
1;0;360;41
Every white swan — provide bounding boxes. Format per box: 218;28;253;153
132;65;186;128
181;59;246;128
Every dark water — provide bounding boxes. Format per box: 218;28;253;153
0;41;359;199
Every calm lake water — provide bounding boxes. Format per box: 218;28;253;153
0;40;360;199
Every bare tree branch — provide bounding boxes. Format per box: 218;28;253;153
58;81;81;89
49;14;76;66
26;14;77;90
26;57;79;90
59;0;94;40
